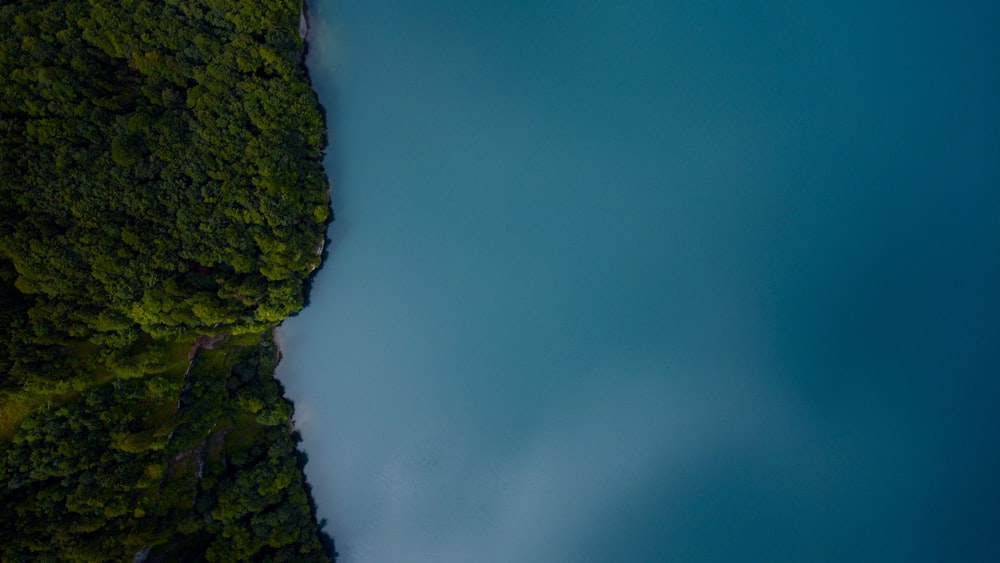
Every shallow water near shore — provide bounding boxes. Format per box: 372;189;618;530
279;1;1000;561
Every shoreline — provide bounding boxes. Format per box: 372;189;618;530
275;1;338;560
299;1;309;42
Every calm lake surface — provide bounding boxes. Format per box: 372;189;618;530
278;1;1000;561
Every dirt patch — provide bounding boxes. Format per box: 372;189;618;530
187;335;227;361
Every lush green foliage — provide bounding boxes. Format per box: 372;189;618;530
0;1;335;560
0;0;328;345
0;334;333;562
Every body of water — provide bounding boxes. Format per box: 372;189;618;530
279;1;1000;561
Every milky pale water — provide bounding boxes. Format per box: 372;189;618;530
278;1;1000;561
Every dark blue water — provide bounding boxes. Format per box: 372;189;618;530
279;1;1000;561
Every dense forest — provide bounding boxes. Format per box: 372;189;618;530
0;0;334;560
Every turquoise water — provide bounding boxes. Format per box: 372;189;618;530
278;1;1000;561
